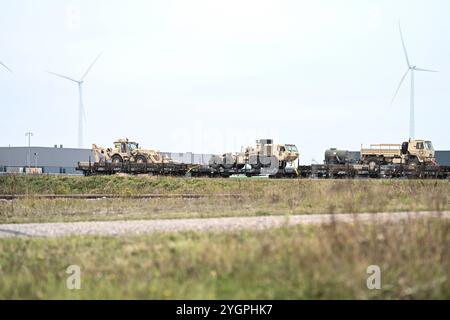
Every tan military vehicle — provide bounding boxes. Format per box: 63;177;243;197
360;139;436;168
210;139;299;170
92;138;172;165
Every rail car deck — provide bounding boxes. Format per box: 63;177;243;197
304;164;450;179
76;161;450;179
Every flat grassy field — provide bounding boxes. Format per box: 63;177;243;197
0;175;449;224
0;218;448;299
1;176;449;299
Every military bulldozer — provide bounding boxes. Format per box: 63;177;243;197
209;139;299;171
92;138;172;165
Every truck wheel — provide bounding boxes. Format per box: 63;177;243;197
249;155;261;169
111;155;123;165
367;159;378;172
136;155;147;164
222;155;234;169
408;158;419;169
209;155;221;170
222;163;234;169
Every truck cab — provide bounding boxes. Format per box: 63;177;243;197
253;139;299;168
403;139;435;164
113;139;139;157
278;144;299;163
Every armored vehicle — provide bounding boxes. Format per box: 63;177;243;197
209;139;299;170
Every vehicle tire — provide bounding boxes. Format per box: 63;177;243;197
221;164;234;169
236;163;245;169
135;155;147;164
209;155;221;170
401;142;409;155
408;158;419;169
367;158;378;172
249;154;261;169
222;155;235;169
111;154;123;165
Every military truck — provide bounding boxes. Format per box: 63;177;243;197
92;138;172;165
360;139;436;168
209;139;299;170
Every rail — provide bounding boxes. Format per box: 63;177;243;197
0;193;243;200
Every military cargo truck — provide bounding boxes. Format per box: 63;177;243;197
360;139;435;167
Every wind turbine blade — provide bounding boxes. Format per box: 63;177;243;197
414;67;438;72
46;70;79;83
0;61;12;72
398;22;411;68
81;52;102;81
390;69;410;106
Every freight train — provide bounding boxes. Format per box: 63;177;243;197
76;138;450;179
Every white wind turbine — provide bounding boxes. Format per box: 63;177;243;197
47;53;102;148
391;22;437;140
0;60;12;72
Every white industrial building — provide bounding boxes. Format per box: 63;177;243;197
0;145;214;175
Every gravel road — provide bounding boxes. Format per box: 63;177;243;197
0;211;449;238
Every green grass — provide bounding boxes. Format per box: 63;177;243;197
0;175;240;195
0;218;448;299
0;176;449;224
1;174;449;197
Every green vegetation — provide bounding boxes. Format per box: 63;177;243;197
0;174;449;198
0;175;242;195
0;219;448;299
0;176;449;224
1;176;448;299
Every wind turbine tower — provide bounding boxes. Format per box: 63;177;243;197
391;23;437;140
47;53;102;148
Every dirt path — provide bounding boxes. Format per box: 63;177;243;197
0;211;448;238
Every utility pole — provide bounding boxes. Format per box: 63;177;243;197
34;152;38;168
25;132;33;169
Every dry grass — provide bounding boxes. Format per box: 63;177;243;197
0;218;448;299
0;177;449;224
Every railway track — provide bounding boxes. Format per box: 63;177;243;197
0;193;242;200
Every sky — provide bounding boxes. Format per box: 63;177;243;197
0;0;449;163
